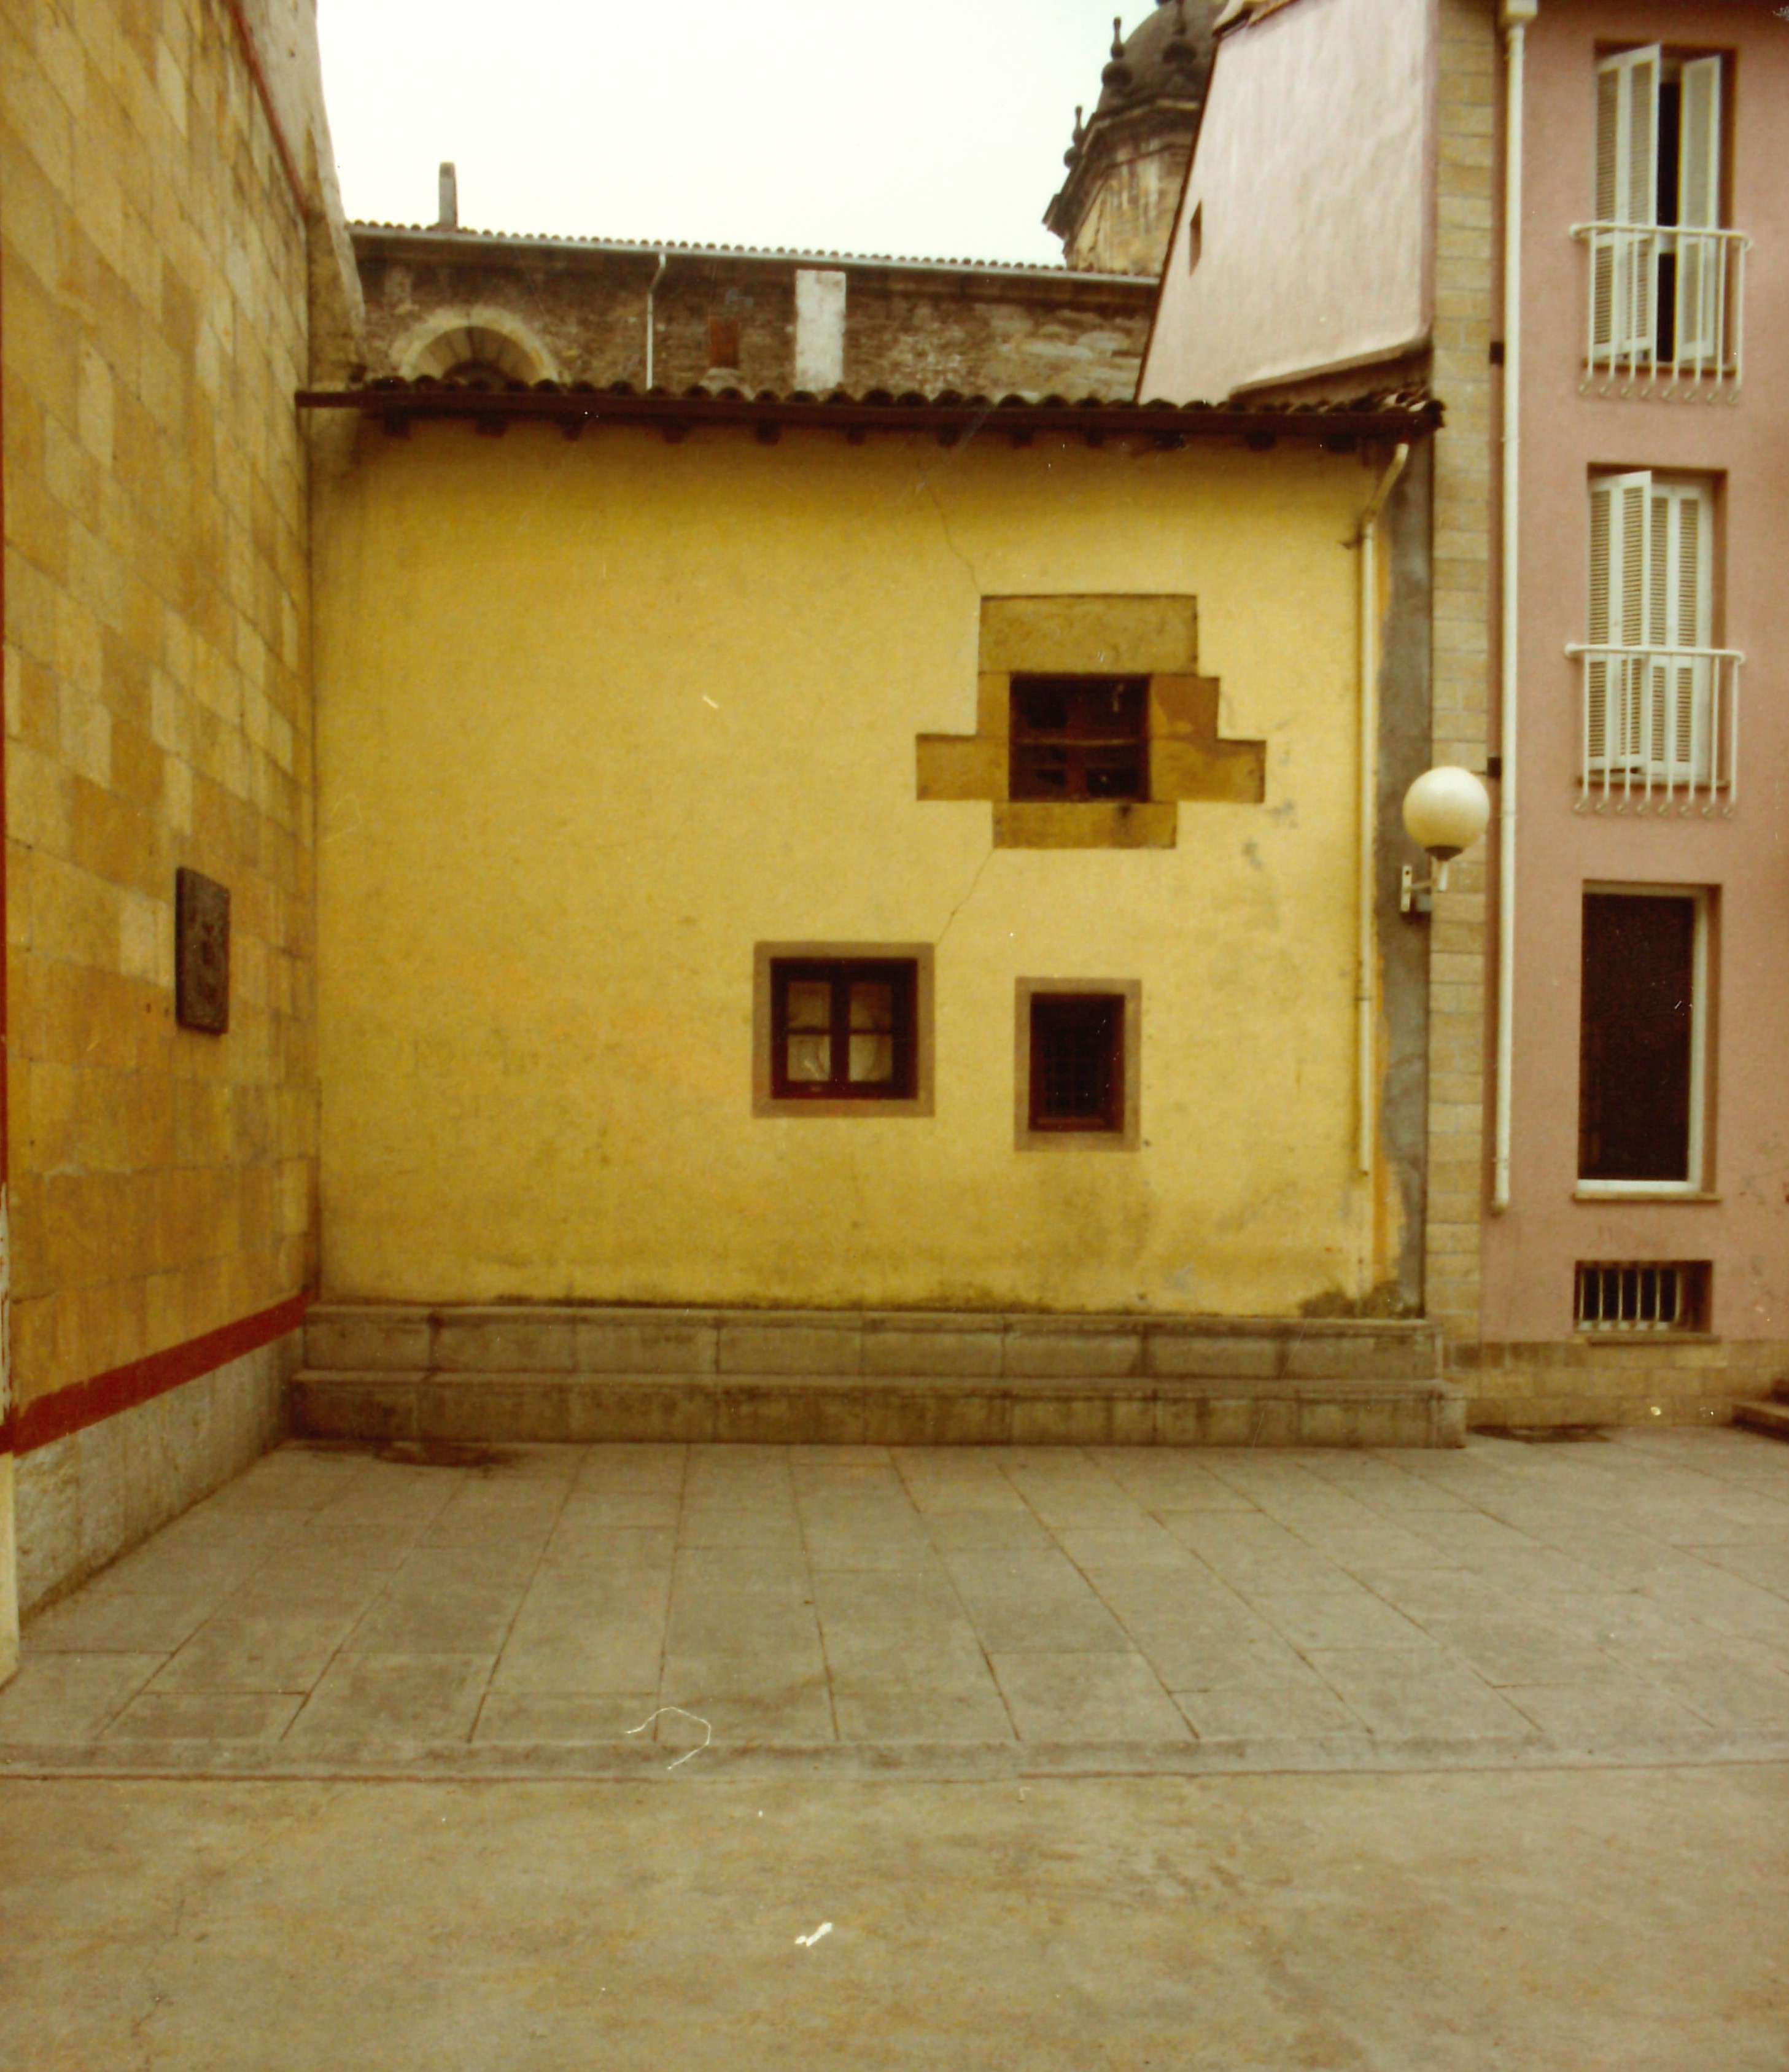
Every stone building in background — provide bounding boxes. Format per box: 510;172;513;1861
345;4;1224;405
351;215;1156;403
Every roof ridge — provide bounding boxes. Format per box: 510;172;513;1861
346;221;1157;281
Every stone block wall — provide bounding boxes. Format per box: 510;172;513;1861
1422;0;1497;1348
352;235;1156;403
16;1329;292;1613
0;0;352;1621
1458;1338;1789;1430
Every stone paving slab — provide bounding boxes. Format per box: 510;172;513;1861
7;1429;1789;1777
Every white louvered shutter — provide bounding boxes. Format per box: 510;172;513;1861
1647;479;1713;781
1674;57;1724;362
1594;48;1661;354
1593;65;1619;347
1588;471;1651;769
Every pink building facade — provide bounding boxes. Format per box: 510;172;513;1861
1488;2;1789;1400
1143;0;1789;1424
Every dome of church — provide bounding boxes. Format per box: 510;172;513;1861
1090;0;1218;118
1047;0;1219;274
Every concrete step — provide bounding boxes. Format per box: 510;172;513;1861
1733;1399;1789;1443
290;1366;1467;1449
302;1304;1445;1387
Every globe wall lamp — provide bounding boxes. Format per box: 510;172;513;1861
1400;765;1492;916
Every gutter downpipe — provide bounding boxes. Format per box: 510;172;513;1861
1357;443;1411;1179
645;250;668;389
1493;0;1537;1213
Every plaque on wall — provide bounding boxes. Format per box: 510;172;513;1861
175;867;230;1034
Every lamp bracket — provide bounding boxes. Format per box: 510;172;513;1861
1400;858;1453;917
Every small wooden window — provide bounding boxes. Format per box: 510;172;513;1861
1015;979;1139;1150
708;315;741;370
769;959;917;1101
1009;675;1149;803
1578;890;1705;1186
1030;993;1124;1134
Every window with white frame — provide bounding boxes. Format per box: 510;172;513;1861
1582;47;1742;388
1577;888;1709;1193
1583;470;1721;802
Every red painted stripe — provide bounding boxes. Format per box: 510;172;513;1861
8;1292;311;1455
220;0;310;219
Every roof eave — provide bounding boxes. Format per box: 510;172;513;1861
295;381;1443;447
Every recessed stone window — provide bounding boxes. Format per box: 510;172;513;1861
753;944;935;1118
1015;978;1141;1151
917;596;1265;849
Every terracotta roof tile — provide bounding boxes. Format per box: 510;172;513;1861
298;374;1441;443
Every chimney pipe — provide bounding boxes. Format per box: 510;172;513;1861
436;161;458;231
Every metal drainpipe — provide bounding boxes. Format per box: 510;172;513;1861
645;251;668;389
1358;443;1411;1181
1494;0;1537;1213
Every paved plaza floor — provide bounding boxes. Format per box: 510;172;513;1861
7;1426;1789;1774
3;1764;1785;2070
5;1430;1789;2067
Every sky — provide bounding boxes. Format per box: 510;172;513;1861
316;0;1139;265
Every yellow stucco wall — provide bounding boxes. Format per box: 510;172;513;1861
315;422;1384;1314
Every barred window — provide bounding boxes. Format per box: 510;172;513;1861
1009;676;1149;804
1575;1261;1709;1332
1015;979;1139;1151
1030;995;1124;1134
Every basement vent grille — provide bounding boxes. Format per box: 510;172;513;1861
1574;1261;1708;1333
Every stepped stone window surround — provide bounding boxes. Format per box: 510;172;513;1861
916;596;1266;849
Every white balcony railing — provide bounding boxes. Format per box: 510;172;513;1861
1570;223;1749;398
1567;644;1743;813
